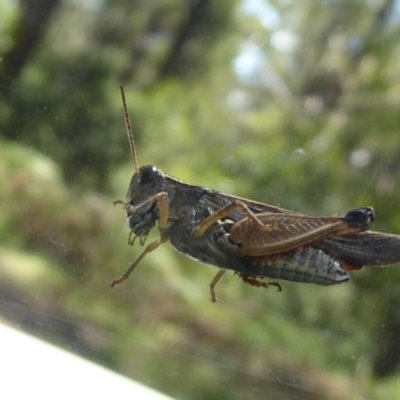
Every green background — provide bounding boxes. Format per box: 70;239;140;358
1;1;400;399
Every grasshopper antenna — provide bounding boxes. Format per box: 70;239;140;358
119;83;140;178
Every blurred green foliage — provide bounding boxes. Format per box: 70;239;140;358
1;0;400;399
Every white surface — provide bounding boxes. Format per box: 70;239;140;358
0;322;176;400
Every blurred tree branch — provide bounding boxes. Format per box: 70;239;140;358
158;0;211;79
0;0;61;100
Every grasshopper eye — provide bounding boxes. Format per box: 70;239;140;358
138;165;165;188
140;165;159;185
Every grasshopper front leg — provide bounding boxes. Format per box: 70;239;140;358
111;192;170;287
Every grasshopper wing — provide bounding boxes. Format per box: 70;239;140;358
318;231;400;266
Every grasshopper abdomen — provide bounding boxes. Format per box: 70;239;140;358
240;247;350;285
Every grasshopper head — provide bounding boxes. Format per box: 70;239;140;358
125;165;166;237
118;85;167;238
127;165;166;203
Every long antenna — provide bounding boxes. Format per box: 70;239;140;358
119;83;139;176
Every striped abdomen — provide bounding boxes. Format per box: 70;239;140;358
241;246;350;285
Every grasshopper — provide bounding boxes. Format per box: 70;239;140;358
112;84;400;301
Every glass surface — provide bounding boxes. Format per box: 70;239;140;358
1;1;400;399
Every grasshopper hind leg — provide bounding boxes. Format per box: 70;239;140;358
209;270;283;302
238;274;283;293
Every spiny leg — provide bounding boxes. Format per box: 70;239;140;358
112;192;170;287
209;269;226;302
111;236;168;287
190;200;373;261
190;199;264;239
239;274;282;292
114;192;170;229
